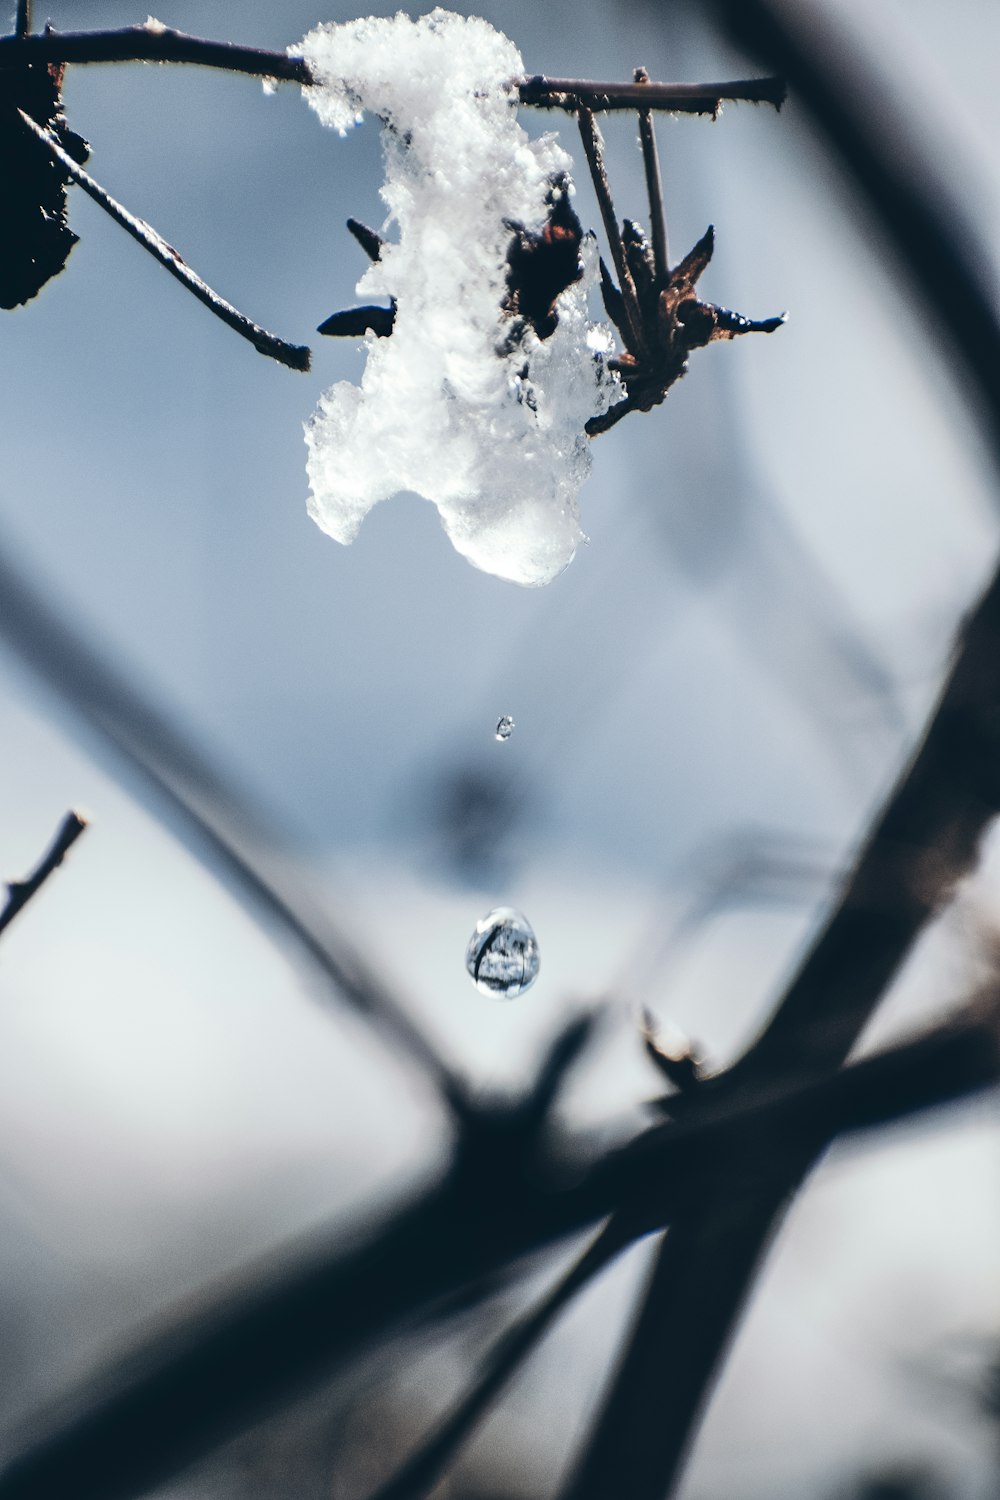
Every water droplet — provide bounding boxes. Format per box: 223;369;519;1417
495;715;515;741
465;906;539;998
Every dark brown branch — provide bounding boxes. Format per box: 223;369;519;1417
0;26;784;116
0;24;313;83
576;107;646;357
0;811;87;940
16;110;310;372
14;0;30;41
634;68;670;278
0;1004;993;1500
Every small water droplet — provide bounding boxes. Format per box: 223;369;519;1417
465;906;539;998
495;715;515;741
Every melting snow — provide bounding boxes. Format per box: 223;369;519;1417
296;10;617;586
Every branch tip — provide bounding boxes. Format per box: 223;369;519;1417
15;109;311;372
0;809;89;941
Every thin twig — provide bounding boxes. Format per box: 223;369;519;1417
0;28;784;116
519;74;786;113
16;110;310;372
634;67;670;278
14;0;30;41
0;1003;992;1500
0;811;87;940
577;106;646;356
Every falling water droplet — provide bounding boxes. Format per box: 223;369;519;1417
495;715;515;741
465;906;539;998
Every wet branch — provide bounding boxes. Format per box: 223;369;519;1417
0;811;87;940
16;110;310;372
0;1003;992;1500
0;24;312;83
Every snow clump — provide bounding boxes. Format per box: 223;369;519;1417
296;10;617;586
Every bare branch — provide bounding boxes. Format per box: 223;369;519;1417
14;0;30;41
0;24;312;83
0;811;87;940
16;110;310;372
520;74;786;113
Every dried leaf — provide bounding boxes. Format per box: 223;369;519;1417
1;57;89;307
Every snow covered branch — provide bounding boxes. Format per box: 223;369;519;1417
0;23;784;114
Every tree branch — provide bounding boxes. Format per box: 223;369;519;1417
519;73;786;114
0;24;312;83
16;110;310;372
0;25;784;116
0;811;87;940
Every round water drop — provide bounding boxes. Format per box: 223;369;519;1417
465;906;539;998
495;715;515;741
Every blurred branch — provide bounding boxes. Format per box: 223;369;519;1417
712;0;1000;462
563;982;1000;1500
0;810;87;940
0;24;783;115
15;111;310;372
559;0;1000;1488
562;583;1000;1500
0;541;468;1119
364;1218;634;1500
0;1002;992;1500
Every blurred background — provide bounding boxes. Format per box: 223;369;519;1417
1;0;999;1495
